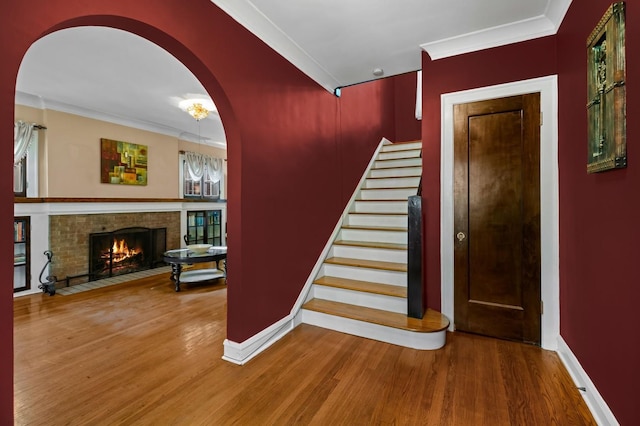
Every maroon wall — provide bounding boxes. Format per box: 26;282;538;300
421;2;639;422
392;72;422;142
0;0;398;422
555;1;640;423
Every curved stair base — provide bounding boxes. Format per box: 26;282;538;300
301;299;449;350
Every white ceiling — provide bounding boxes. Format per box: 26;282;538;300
15;0;571;148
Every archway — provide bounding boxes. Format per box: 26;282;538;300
3;10;242;422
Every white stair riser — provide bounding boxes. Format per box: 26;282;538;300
369;166;422;178
377;149;421;161
381;142;422;152
339;228;406;244
374;158;422;169
320;264;406;286
300;310;447;350
312;285;407;314
352;201;407;214
359;187;417;200
330;244;407;263
345;213;407;228
364;176;420;189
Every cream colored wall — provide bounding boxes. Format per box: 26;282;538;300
14;105;227;198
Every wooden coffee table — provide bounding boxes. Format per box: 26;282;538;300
163;246;227;292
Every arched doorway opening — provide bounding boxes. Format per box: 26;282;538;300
6;13;242;422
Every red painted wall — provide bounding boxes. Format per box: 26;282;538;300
0;0;398;422
555;2;640;424
392;72;422;142
421;2;639;422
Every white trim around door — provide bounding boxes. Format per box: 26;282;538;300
440;75;559;350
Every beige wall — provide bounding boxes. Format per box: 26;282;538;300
14;105;227;198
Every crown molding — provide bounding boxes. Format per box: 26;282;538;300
211;0;341;93
421;0;572;60
15;91;227;150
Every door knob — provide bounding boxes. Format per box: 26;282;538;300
456;232;466;242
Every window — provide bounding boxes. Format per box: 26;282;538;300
181;152;224;200
13;122;38;198
184;163;220;199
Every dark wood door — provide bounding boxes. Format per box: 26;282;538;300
453;93;541;345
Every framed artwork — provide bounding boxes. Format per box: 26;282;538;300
100;138;148;185
586;2;626;173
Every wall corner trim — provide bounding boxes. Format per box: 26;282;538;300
222;315;294;365
556;336;619;426
421;0;571;60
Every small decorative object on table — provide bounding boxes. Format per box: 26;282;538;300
187;244;212;254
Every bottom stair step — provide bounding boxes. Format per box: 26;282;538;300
301;299;449;350
302;299;449;332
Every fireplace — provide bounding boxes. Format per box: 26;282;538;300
89;227;166;280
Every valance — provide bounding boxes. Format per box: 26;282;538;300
184;151;224;183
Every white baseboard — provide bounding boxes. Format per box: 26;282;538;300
222;315;294;365
556;336;619;426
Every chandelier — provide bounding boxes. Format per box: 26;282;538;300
179;98;216;121
186;103;209;120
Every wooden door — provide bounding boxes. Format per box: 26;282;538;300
453;93;541;345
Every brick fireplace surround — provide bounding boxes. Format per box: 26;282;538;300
50;212;180;282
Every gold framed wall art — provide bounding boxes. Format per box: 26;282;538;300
100;138;148;185
586;2;626;173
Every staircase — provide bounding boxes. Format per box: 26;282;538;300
301;140;449;350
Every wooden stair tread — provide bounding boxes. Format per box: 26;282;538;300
334;240;407;250
375;158;421;163
372;163;422;168
361;186;419;190
357;196;414;201
314;276;407;298
366;175;422;180
302;299;449;333
353;199;407;203
348;212;406;216
341;224;407;232
386;140;421;145
325;257;407;272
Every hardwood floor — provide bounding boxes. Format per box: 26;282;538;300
14;274;595;425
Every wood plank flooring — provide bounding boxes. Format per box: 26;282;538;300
13;274;595;425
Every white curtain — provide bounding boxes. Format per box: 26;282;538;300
14;121;35;165
207;157;223;183
185;151;205;181
184;151;224;183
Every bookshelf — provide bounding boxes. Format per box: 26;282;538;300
14;216;30;292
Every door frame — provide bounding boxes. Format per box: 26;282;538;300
440;75;559;350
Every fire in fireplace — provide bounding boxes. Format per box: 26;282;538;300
89;227;166;280
102;237;143;266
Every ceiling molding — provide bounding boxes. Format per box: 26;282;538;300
211;0;341;93
15;91;227;149
421;0;571;60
